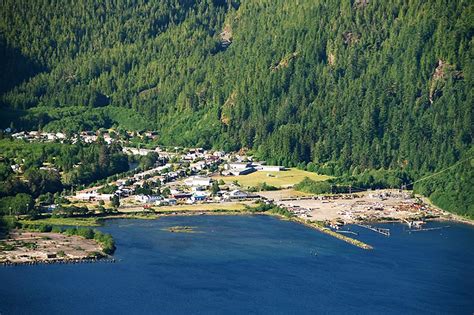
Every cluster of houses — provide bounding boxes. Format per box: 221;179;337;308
74;188;115;202
74;169;258;207
9;130;116;144
80;130;159;144
11;131;67;142
134;175;258;206
9;128;284;179
7;128;291;212
69;143;284;209
71;147;225;203
8;129;161;145
135;194;177;205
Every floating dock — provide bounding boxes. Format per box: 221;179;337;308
356;224;390;236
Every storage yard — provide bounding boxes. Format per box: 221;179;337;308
0;231;103;264
265;189;447;224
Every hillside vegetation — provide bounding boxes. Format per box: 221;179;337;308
0;0;472;216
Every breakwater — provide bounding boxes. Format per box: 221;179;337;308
294;218;373;250
265;213;373;250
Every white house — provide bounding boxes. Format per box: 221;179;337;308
190;161;207;171
116;179;128;186
11;164;21;173
183;153;196;160
213;151;225;157
184;176;212;187
74;192;113;201
83;135;97;143
225;162;252;170
46;133;57;141
227;190;249;199
135;194;163;204
258;165;285;172
116;188;132;197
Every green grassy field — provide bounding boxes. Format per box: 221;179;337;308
119;202;254;213
159;203;252;212
20;217;101;227
215;168;331;188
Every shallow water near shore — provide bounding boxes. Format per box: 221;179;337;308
1;215;473;314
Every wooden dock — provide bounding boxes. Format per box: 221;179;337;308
356;224;390;236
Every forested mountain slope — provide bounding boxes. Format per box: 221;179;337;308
0;0;472;215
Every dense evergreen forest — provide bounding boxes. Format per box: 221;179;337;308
0;0;472;216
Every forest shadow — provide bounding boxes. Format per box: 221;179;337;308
0;37;43;95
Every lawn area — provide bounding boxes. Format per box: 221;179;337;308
214;168;331;188
119;202;255;213
20;217;101;227
158;202;252;212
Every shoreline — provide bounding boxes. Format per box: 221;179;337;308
426;216;474;227
414;195;474;227
0;257;115;267
0;229;115;266
11;206;473;262
66;209;474;228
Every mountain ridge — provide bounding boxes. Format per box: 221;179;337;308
0;0;472;215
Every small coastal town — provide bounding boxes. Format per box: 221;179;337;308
1;2;473;313
0;129;457;265
7;130;447;221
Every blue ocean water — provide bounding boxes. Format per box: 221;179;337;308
0;215;473;314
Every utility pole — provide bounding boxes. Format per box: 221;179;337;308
349;185;352;194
